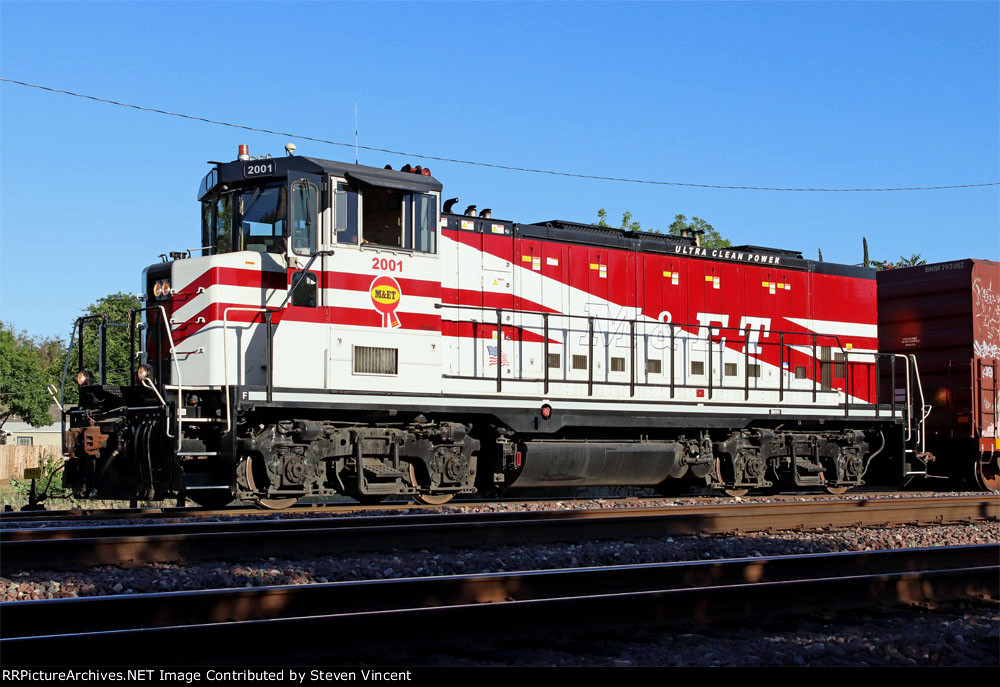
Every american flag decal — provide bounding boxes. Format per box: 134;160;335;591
487;345;509;367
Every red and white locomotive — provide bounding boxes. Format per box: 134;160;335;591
63;146;931;507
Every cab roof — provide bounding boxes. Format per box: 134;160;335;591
199;155;443;201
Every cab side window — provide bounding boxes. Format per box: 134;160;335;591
214;195;234;253
362;186;409;249
291;180;318;255
413;193;436;253
290;270;318;307
335;183;359;245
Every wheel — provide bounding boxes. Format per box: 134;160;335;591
824;486;851;495
407;462;456;505
714;457;749;497
254;497;298;510
976;455;999;493
412;492;455;506
240;454;299;509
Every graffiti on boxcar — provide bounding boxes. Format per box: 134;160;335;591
973;277;1000;358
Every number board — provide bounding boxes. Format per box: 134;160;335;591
244;160;277;178
23;467;42;480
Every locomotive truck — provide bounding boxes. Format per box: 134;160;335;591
61;146;937;508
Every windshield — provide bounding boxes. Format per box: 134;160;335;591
201;185;288;255
241;186;286;253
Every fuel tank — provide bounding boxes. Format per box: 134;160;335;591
508;440;686;487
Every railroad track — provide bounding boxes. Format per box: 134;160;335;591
2;495;995;571
2;544;995;666
0;489;932;524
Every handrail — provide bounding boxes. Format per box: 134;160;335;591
46;384;63;413
131;305;184;451
442;302;901;415
58;315;107;458
223;306;276;433
219;250;334;442
447;303;932;442
435;301;864;356
277;250;335;310
909;354;931;454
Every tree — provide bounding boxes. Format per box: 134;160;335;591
872;254;927;271
818;248;824;262
863;237;870;268
668;214;731;249
0;323;52;431
595;210;731;248
597;208;642;232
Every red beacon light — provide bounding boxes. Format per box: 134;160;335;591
238;144;250;161
396;163;431;176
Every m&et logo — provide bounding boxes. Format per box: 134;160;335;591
370;276;402;328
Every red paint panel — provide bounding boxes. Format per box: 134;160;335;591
173;267;286;307
172;301;441;344
323;272;441;299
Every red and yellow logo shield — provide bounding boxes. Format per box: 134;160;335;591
370;276;402;328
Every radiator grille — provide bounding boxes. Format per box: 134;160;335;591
353;346;398;375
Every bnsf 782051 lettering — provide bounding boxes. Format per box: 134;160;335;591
61;146;991;508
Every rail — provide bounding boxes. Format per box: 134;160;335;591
3;544;995;667
5;495;993;570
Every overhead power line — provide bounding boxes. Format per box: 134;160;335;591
2;77;998;192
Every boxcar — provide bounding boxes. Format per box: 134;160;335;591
878;258;999;490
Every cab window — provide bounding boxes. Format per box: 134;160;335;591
290;270;318;307
213;195;234;253
291;180;318;256
362;186;409;248
357;188;437;253
240;186;286;254
335;183;359;244
413;193;436;253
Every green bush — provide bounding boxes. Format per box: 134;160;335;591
10;453;66;500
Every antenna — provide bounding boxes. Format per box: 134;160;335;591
354;102;359;164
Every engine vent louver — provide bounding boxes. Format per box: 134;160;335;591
353;346;399;375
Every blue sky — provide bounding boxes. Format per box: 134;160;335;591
1;0;997;339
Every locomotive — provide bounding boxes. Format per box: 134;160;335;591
61;145;940;508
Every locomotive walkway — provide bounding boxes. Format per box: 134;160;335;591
2;544;996;665
1;495;995;571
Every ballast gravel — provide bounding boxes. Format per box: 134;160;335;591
407;601;1000;667
3;505;997;667
3;521;997;600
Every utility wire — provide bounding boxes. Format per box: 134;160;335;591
2;77;998;192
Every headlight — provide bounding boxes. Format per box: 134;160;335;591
136;365;152;383
153;280;172;299
76;370;94;386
